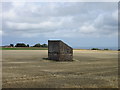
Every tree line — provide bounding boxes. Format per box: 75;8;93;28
9;43;48;47
91;48;109;50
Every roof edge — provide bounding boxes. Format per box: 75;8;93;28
48;40;62;42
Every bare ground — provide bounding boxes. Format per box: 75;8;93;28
2;50;118;88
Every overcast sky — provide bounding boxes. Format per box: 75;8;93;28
1;2;118;48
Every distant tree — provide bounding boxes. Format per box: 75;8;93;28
15;43;27;47
27;44;29;47
104;48;109;50
91;48;101;50
33;43;41;47
41;44;48;47
10;44;14;47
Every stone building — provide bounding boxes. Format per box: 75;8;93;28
48;40;73;61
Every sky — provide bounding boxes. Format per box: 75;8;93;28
1;2;118;49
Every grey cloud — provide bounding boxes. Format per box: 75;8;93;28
2;2;118;38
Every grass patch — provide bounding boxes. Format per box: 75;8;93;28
1;47;48;50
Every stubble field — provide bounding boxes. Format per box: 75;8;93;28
2;50;118;88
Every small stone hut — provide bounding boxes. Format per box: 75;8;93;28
48;40;73;61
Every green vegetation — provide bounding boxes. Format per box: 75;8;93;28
104;48;109;50
91;48;101;50
15;43;28;47
10;44;14;47
1;42;48;50
33;43;48;47
91;48;110;50
1;47;48;50
33;43;41;47
1;47;111;50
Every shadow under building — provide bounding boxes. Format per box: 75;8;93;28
48;40;73;61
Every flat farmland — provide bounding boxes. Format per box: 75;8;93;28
2;50;118;88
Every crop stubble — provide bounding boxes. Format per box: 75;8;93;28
2;50;118;88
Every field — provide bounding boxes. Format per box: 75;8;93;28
2;50;118;88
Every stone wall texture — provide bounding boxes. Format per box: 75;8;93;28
48;40;73;61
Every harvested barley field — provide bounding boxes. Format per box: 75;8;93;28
2;50;118;88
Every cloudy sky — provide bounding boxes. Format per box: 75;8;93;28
1;2;118;49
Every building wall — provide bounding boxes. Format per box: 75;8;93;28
48;40;73;61
59;41;73;61
48;41;60;60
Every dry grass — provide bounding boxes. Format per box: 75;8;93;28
2;50;118;88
